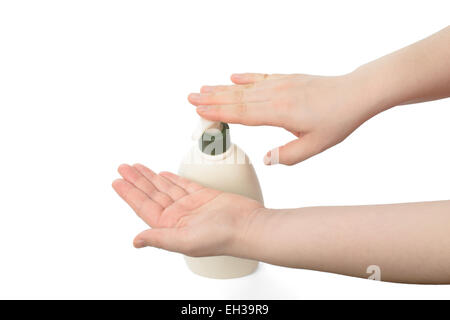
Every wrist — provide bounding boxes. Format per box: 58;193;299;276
226;207;272;259
348;64;395;118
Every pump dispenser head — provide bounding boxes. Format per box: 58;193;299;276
192;118;230;156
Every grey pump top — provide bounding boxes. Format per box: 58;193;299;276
198;122;231;155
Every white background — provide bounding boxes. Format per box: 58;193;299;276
0;0;449;299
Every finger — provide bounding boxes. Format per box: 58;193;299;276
200;84;253;94
118;164;173;208
159;171;203;194
230;73;288;84
133;164;187;201
196;102;284;126
112;179;162;226
263;135;321;166
134;228;188;254
188;89;264;106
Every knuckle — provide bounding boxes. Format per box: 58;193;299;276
207;93;216;103
233;89;244;102
235;103;248;117
135;176;148;186
148;234;162;248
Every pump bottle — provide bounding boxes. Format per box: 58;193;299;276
178;119;264;279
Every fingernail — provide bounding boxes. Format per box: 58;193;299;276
197;106;213;113
263;151;272;165
134;239;146;248
189;93;201;101
263;149;279;165
232;73;243;79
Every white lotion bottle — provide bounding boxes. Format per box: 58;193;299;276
178;119;264;279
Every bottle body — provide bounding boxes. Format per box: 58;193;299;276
178;143;263;279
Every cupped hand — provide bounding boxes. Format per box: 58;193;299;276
188;73;372;166
112;164;263;257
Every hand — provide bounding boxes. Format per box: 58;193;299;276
188;73;374;165
112;164;263;257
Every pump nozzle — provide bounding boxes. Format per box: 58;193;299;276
192;117;231;155
191;118;222;141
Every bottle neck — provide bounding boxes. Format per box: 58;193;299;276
198;122;231;156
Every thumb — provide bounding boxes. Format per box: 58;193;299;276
264;135;321;166
134;228;186;253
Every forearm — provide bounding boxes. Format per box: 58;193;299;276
236;200;450;284
351;26;450;118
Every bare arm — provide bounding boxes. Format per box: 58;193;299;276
236;201;450;284
356;25;450;110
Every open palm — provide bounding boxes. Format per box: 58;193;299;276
112;164;263;257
